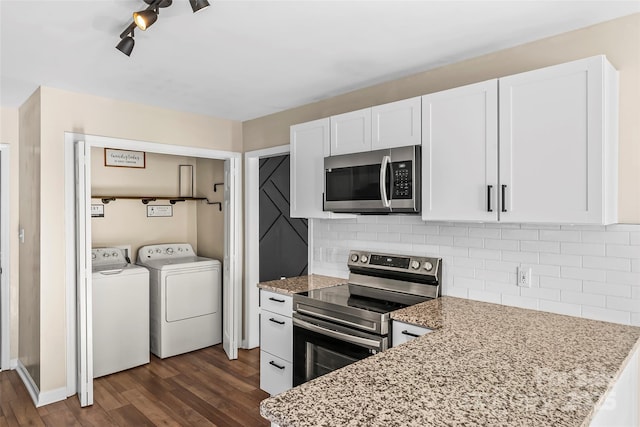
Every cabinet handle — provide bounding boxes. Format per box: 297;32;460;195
268;297;285;303
269;318;285;325
269;361;285;370
487;185;493;212
501;185;507;213
401;330;421;338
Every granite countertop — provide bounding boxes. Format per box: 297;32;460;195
257;274;346;295
261;296;640;427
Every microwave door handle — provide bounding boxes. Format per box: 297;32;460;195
380;155;391;208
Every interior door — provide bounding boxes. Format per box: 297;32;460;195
75;141;93;406
222;158;239;359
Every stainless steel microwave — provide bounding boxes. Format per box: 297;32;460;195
324;146;421;214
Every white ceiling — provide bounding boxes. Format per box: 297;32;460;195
1;1;639;121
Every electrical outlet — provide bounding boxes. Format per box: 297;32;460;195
517;266;532;288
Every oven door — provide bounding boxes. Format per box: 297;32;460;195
292;313;388;386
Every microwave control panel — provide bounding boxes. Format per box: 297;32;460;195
392;161;412;199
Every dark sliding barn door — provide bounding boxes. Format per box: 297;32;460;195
259;155;308;281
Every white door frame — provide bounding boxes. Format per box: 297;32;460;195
0;144;11;370
243;144;289;349
64;132;243;396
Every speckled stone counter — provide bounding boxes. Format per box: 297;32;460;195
257;274;346;295
261;296;640;427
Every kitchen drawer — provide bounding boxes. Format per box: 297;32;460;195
392;320;432;347
260;312;292;362
260;290;293;317
260;351;292;396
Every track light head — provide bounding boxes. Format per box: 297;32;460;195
189;0;210;13
116;35;135;56
133;9;158;30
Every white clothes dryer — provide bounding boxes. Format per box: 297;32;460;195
137;243;222;359
92;247;150;378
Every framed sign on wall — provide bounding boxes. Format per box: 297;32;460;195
105;148;146;168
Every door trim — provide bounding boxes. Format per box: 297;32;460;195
64;132;242;397
243;144;289;349
0;144;10;370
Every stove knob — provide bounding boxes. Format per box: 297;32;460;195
411;260;420;270
423;261;433;271
167;247;174;255
350;254;359;262
103;252;110;258
112;252;118;257
360;255;368;263
155;248;162;254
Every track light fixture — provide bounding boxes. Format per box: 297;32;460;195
116;0;210;56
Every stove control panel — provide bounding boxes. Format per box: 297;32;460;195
347;250;440;277
91;247;128;267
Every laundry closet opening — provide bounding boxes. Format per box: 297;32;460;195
90;149;227;379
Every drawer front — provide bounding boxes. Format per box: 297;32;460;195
260;351;292;396
260;290;293;317
260;312;292;362
392;321;432;347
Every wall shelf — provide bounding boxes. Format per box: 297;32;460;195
92;196;222;211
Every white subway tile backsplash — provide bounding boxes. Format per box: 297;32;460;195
561;266;606;282
520;240;560;253
485;238;519;251
582;231;629;244
469;227;501;239
582;281;631;298
539;300;582;317
502;229;539;241
582;306;631;325
539;276;582;292
607;244;640;258
560;290;605;307
560;242;606;256
606;271;640;286
313;218;640;326
540;230;581;242
582;256;631;272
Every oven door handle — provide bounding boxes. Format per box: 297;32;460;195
293;317;382;351
296;307;377;333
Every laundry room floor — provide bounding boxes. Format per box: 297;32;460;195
0;346;269;426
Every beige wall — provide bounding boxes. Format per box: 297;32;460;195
243;13;640;223
34;87;241;392
195;158;225;262
0;107;21;363
18;90;41;386
91;149;199;260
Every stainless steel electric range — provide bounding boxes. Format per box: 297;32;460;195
292;250;442;386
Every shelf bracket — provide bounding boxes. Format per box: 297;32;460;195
213;182;224;192
170;198;186;205
204;200;222;211
141;198;157;205
101;197;116;204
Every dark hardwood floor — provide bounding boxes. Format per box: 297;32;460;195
0;346;270;426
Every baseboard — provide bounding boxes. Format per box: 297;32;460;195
16;360;67;407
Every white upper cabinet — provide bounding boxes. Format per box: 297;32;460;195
499;55;618;224
422;80;498;221
372;97;422;150
290;118;332;219
330;108;372;155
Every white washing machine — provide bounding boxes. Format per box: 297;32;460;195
137;243;222;359
92;247;150;378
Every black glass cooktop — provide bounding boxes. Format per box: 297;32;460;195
298;283;424;314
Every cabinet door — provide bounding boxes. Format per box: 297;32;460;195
372;97;421;150
290;118;332;219
499;56;616;224
330;108;372;155
391;321;431;347
422;80;498;221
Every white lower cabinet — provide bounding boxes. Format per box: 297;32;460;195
391;321;431;347
259;290;293;395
